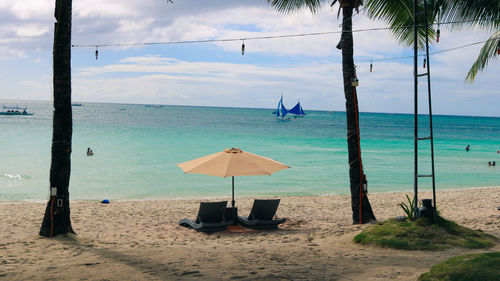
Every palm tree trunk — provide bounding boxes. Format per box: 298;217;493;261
341;5;376;224
40;0;74;237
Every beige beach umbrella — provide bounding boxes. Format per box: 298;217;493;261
177;148;290;209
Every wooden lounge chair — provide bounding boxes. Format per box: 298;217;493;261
178;201;231;233
237;199;286;229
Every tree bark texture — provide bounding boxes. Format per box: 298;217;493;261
40;0;74;237
341;5;376;224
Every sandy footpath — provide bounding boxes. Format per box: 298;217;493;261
1;187;499;280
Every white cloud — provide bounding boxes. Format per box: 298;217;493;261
13;24;50;37
73;0;136;19
0;0;52;20
0;0;498;116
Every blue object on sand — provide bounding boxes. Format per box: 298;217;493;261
101;199;110;204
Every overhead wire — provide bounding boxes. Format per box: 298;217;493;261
71;18;498;64
355;38;498;63
71;18;498;48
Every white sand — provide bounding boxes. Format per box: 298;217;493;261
1;187;499;280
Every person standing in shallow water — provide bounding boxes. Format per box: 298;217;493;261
465;145;470;151
87;147;94;156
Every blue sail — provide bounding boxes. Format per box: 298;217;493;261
280;101;288;118
276;95;288;118
276;96;282;117
289;102;305;116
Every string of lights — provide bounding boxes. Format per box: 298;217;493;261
72;18;498;48
74;16;498;63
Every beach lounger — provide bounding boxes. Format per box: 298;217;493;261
178;201;231;233
237;199;286;229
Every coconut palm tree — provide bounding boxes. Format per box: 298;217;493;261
269;0;498;224
40;0;74;237
363;0;500;82
270;0;376;224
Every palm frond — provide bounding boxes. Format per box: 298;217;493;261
364;0;436;49
438;0;500;31
269;0;364;14
268;0;326;14
465;30;500;83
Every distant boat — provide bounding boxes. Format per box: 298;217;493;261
0;105;33;116
145;104;164;108
72;103;83;106
288;101;305;118
275;95;305;119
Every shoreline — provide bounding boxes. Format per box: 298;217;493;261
2;184;499;204
1;187;499;280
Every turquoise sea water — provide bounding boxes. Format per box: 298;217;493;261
0;100;498;201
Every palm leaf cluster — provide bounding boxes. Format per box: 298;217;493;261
364;0;435;48
364;0;499;81
269;0;363;14
271;0;499;81
465;30;499;82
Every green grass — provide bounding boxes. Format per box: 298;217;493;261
419;252;500;281
353;216;497;251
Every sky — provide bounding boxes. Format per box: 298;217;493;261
0;0;498;116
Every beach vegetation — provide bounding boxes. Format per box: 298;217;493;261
419;252;500;281
353;216;497;251
398;194;417;221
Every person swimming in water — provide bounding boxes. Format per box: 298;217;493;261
87;147;94;156
465;145;470;151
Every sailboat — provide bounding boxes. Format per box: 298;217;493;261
288;101;305;118
274;95;305;119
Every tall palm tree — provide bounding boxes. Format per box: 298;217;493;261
270;0;498;223
270;0;376;224
363;0;500;82
40;0;74;237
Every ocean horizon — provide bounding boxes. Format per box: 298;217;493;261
1;100;498;202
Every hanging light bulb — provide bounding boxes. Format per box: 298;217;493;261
423;58;426;69
95;47;98;60
369;61;373;72
437;11;441;43
336;37;342;50
241;40;245;55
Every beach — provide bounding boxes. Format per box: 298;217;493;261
1;187;499;280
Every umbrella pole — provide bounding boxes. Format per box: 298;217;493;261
231;176;237;224
231;176;235;209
